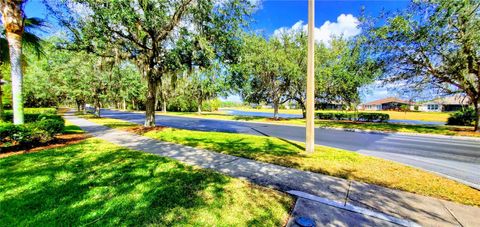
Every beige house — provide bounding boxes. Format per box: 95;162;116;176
419;95;470;112
359;97;415;111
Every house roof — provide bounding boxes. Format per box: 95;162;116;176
362;97;414;106
424;94;470;105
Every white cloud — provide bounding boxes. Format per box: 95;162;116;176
215;0;262;11
67;2;93;21
273;14;361;45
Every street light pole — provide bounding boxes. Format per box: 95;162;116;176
306;0;315;152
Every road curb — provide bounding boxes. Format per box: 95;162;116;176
317;126;480;142
287;190;420;227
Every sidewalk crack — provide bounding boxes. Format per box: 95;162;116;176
344;181;352;206
442;202;464;227
218;157;240;166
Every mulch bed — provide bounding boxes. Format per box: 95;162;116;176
0;133;89;159
124;126;167;135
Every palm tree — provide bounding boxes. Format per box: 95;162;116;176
0;0;43;123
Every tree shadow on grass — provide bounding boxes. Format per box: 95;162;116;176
159;133;305;170
0;139;289;226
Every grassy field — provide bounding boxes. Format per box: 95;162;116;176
82;115;480;207
155;111;478;137
365;110;449;122
0;138;292;226
222;107;450;122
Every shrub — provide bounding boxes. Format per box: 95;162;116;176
1;116;65;146
202;99;221;112
357;113;390;122
316;112;334;120
316;112;389;122
447;107;476;126
316;112;356;121
37;114;64;122
167;96;197;112
32;119;65;137
2;112;62;123
24;108;56;115
0;123;32;144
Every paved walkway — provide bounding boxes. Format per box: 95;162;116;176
64;113;480;226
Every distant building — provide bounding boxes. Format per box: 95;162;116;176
419;95;470;112
359;97;415;111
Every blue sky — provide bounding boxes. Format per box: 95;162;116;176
24;0;48;19
251;0;408;36
23;0;410;103
247;0;410;103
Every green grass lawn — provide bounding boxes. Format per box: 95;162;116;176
155;110;478;137
0;138;292;226
83;116;480;207
63;120;85;134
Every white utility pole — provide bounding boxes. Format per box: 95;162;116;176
306;0;315;152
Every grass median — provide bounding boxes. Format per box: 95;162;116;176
155;111;478;137
81;115;480;207
221;107;450;122
0;138;292;226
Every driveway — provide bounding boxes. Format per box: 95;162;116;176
99;109;480;189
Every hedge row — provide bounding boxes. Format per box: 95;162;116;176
315;112;390;123
1;114;65;146
2;113;63;123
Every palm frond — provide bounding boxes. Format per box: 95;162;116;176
24;17;48;33
22;32;44;58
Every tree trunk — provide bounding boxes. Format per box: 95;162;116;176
155;94;160;111
145;78;157;127
95;104;101;117
123;98;126;110
161;90;167;113
76;100;81;112
81;101;86;114
297;99;306;119
0;81;4;121
197;99;202;114
474;101;479;132
273;101;279;120
93;96;101;117
6;33;24;124
2;1;25;125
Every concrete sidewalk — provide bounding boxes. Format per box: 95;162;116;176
64;113;480;226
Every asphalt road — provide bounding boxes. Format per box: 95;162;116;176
99;109;480;189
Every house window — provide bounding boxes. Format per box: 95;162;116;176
427;104;439;110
